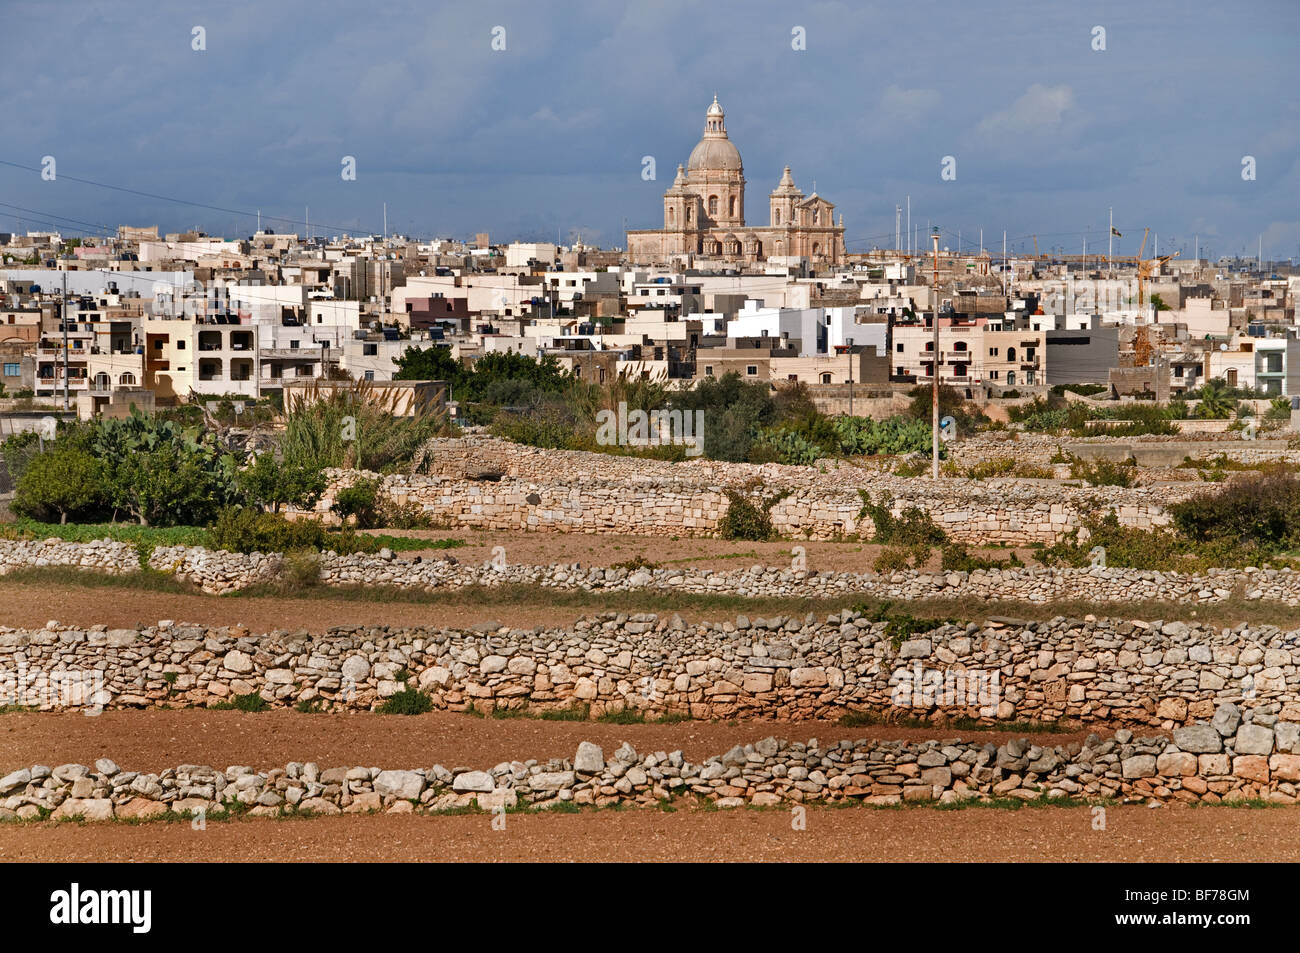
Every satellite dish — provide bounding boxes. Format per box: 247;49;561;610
1219;343;1228;351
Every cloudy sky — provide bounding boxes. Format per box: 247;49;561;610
3;0;1298;262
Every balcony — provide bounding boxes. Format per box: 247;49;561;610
259;347;324;360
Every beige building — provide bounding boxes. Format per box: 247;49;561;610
627;98;846;267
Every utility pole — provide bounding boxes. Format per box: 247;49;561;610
1002;230;1007;297
906;196;911;255
1108;207;1113;277
847;343;853;416
61;269;68;411
931;227;940;480
895;205;901;252
383;202;387;241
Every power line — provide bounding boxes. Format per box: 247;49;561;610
0;158;383;236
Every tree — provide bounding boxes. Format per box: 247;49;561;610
111;442;228;526
332;477;382;528
13;447;106;524
670;372;777;462
393;345;466;390
1194;379;1237;420
238;453;326;513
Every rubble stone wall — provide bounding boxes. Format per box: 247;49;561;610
4;708;1297;821
5;613;1298;730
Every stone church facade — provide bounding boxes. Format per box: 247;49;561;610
626;97;847;266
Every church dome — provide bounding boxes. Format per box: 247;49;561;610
687;96;742;172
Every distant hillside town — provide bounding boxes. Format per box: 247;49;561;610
1;101;1294;424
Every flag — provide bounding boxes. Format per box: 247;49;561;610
1111;226;1122;237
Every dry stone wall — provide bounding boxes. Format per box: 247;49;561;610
294;439;1185;543
4;703;1300;820
5;537;1300;606
6;612;1300;729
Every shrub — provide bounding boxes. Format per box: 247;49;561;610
279;549;321;588
1068;457;1136;487
1170;466;1300;552
378;686;434;715
489;400;582;450
280;381;451;473
851;601;957;649
717;485;788;541
872;547;914;573
332;477;382;528
939;542;1023;572
209;507;378;555
214;691;270;712
1038;512;1261;572
857;491;946;546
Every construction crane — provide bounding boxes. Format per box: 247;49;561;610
1132;229;1180;309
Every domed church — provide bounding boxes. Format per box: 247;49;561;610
626;96;846;266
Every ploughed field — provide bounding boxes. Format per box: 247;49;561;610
2;531;1296;864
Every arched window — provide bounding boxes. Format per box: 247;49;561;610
119;372;135;385
812;242;821;256
708;195;718;216
1007;371;1016;386
954;340;967;351
686;206;693;223
728;196;736;218
1007;346;1016;361
668;208;675;225
94;372;110;390
774;208;782;225
820;373;832;384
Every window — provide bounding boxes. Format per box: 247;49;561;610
289;340;300;349
363;370;375;381
363;343;377;356
820;373;832;384
704;366;713;377
176;340;185;349
896;343;904;353
3;363;18;377
774;209;782;225
953;341;967;351
708;195;718;216
989;347;998;356
746;365;757;376
729;196;736;217
1006;346;1016;361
